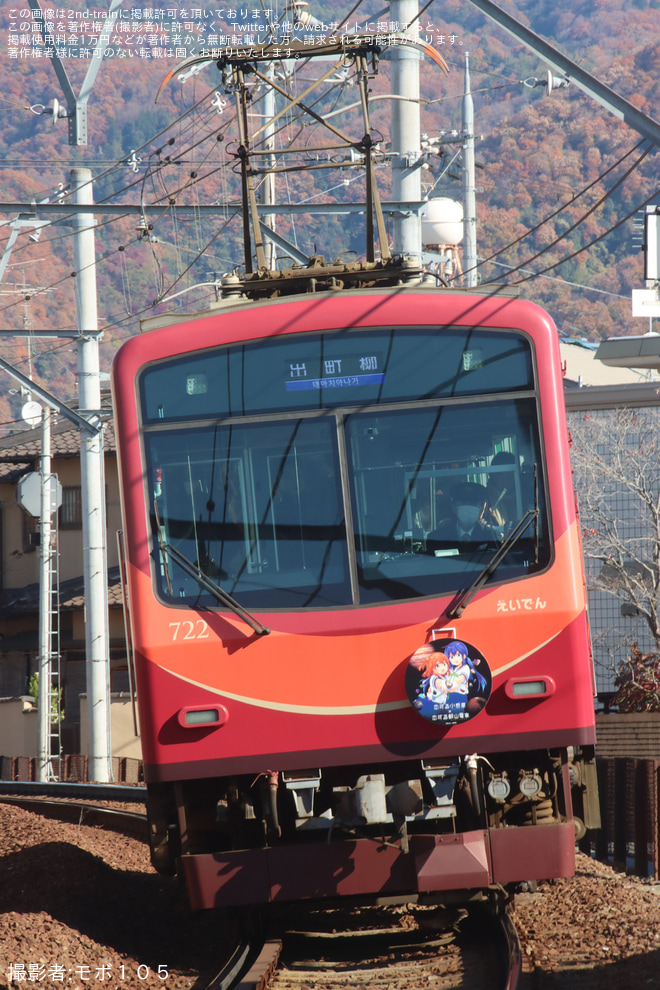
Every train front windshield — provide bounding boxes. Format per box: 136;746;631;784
140;326;551;609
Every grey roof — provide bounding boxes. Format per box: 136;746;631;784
560;340;657;389
0;414;116;483
0;566;122;618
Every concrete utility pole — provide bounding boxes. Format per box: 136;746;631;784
389;0;422;259
71;168;112;783
462;54;478;288
260;66;277;270
37;408;56;781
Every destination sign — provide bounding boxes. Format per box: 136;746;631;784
286;353;385;391
141;327;533;423
286;373;386;392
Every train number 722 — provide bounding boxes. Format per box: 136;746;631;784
168;620;210;641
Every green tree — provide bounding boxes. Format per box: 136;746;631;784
27;672;64;723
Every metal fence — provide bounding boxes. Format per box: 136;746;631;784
589;758;660;878
0;754;143;786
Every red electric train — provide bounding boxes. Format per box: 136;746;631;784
112;284;599;910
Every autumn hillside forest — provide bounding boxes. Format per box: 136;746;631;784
0;0;659;434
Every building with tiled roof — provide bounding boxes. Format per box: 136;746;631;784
0;403;127;751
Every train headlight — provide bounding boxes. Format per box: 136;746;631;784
177;705;228;728
505;676;555;699
518;770;543;798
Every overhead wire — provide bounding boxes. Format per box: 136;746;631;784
10;84;628;311
3;130;245;332
1;30;385;278
506;183;660;286
0;81;244;312
0;84;238;268
485;258;634;298
119;46;371;289
456;138;653;284
1;13;656;418
0;234;144;320
0;26;336;373
0;96;33;111
127;51;375;275
480;143;654;286
64;84;226;201
9;22;647;334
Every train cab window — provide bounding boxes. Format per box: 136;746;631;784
345;399;550;603
140;324;551;609
146;418;352;608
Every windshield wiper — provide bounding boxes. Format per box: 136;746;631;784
158;539;271;636
153;498;269;635
447;506;539;619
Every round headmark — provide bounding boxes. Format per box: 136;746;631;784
405;637;491;726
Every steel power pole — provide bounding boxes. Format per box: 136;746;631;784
71;167;112;783
389;0;422;259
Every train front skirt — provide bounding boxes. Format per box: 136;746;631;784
180;821;576;909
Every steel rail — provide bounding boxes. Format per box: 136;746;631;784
232;941;283;990
501;907;522;990
0;795;149;839
231;898;521;990
0;780;146;801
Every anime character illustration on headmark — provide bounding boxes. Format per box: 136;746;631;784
405;638;492;725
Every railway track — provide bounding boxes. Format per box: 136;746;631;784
236;899;521;990
0;788;520;990
0;793;149;838
8;790;660;987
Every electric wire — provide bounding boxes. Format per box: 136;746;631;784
1;28;652;338
0;51;294;355
455;138;652;284
480;144;654;286
484;258;633;298
34;87;218;207
1;37;383;272
0;18;653;424
0;127;643;331
0;96;32;111
0;102;239;276
507;183;660;286
0;174;239;330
